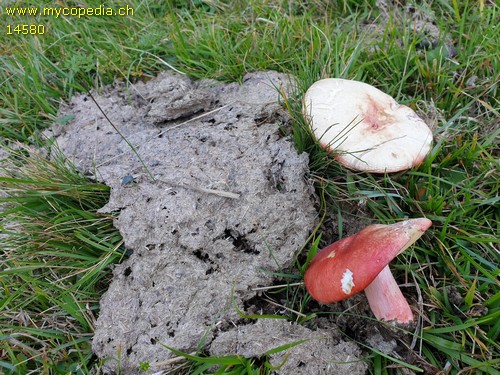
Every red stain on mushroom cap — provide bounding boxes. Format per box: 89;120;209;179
304;218;432;304
362;94;398;131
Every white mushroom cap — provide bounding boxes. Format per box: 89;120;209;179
303;78;433;173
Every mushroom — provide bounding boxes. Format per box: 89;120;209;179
303;78;433;173
304;218;432;324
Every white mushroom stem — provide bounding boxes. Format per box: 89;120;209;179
364;265;413;324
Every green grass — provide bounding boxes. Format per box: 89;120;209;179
0;145;125;373
155;339;311;375
1;0;498;373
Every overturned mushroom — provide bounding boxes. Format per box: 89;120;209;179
304;218;432;324
303;78;433;173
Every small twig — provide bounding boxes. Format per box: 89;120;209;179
151;352;196;368
194;187;240;199
262;297;307;318
155;102;234;138
160;179;240;199
252;282;304;291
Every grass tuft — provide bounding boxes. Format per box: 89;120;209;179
0;144;124;372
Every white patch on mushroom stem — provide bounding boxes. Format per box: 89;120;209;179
341;268;355;294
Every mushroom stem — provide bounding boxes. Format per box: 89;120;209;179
364;265;413;324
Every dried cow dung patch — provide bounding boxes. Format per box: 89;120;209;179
46;71;366;374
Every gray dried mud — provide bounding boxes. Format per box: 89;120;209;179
46;71;368;374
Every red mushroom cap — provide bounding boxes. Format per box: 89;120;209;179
304;218;432;304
